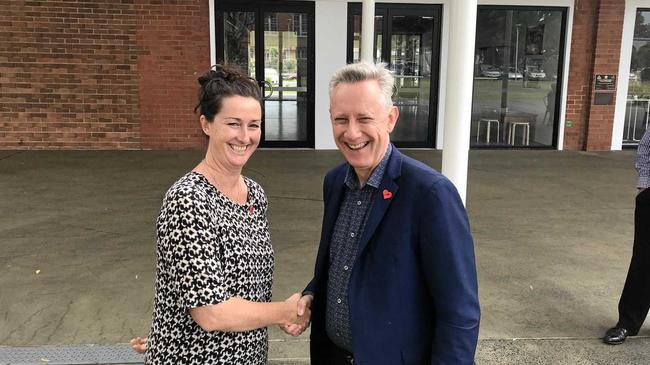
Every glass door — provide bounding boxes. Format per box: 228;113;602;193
217;1;314;148
348;4;441;148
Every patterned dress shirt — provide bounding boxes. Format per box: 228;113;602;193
325;144;392;352
637;128;650;189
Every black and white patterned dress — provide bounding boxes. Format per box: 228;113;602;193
145;172;274;365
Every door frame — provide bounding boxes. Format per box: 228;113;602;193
215;0;315;148
346;3;442;148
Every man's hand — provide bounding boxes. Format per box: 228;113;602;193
280;294;313;337
129;336;147;354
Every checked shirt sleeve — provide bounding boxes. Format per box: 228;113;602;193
636;129;650;189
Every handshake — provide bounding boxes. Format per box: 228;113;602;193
280;293;313;337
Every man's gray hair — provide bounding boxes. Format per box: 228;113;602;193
329;62;394;107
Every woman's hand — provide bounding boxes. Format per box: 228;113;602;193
129;336;147;353
280;294;313;336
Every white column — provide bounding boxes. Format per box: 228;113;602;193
441;0;478;205
208;0;216;66
360;0;375;63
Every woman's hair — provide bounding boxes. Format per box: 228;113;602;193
329;62;394;108
194;64;262;122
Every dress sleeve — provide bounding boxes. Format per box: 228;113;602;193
157;186;229;310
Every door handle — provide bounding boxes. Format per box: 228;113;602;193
263;80;273;99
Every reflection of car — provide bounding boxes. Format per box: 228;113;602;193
526;66;546;80
264;68;279;85
629;72;638;81
394;61;419;75
508;68;523;79
480;65;502;78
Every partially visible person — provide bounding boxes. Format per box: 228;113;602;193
130;64;309;365
604;127;650;345
282;62;480;364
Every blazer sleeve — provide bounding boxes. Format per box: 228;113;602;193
418;178;480;365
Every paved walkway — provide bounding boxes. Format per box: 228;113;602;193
1;149;649;364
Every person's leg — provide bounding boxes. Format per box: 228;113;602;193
617;189;650;334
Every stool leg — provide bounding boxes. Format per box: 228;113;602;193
486;122;491;143
508;123;514;145
524;124;530;146
496;123;500;143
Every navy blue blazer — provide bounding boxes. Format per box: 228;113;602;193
306;146;480;365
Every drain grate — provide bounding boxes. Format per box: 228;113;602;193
0;344;144;365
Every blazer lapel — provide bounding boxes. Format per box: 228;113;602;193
357;146;402;255
313;167;347;292
320;168;346;259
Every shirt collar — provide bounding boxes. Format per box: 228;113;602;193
344;144;392;189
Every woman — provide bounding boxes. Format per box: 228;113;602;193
131;65;309;365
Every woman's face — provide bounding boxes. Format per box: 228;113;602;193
201;95;262;172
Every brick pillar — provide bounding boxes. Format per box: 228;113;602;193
584;0;625;150
563;0;625;151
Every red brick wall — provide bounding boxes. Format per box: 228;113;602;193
0;0;142;149
136;0;210;149
0;0;209;150
563;0;625;151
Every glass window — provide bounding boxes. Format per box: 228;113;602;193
223;12;256;78
351;15;383;63
624;9;650;146
471;7;566;148
348;4;441;147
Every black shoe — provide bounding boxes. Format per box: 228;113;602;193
603;326;629;345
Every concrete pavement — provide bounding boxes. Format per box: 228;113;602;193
0;148;648;364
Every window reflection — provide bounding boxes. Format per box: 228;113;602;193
471;8;565;148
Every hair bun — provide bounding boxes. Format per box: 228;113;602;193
198;64;248;87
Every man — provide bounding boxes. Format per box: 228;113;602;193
283;63;480;364
603;127;650;345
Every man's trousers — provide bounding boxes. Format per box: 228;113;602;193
618;188;650;334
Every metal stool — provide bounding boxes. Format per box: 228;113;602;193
476;118;500;143
506;121;530;145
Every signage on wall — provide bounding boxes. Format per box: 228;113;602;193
593;74;617;105
594;74;617;91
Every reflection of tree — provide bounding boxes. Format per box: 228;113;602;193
632;12;650;73
637;44;650;70
635;12;650;38
224;12;255;73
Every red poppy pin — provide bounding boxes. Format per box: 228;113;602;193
249;206;255;216
383;189;393;200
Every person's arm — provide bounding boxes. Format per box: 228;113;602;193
636;129;650;190
419;178;480;365
191;294;309;332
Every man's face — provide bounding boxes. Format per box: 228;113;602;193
329;80;398;182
